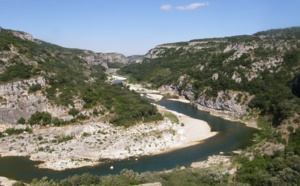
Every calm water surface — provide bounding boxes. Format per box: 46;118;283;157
0;98;257;182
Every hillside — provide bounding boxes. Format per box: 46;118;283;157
118;27;300;185
1;27;300;185
119;27;300;125
0;27;161;127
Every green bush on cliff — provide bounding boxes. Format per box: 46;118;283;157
28;84;42;93
0;62;33;82
28;111;52;126
17;117;26;124
68;108;79;117
3;127;32;136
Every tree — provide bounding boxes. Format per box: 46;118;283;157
28;111;52;126
68;108;79;117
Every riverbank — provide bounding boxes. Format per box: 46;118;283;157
208;111;258;129
124;81;257;129
166;97;257;129
154;104;217;153
0;103;216;171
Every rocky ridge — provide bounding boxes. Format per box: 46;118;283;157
1;28;142;71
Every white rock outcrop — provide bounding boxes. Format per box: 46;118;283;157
0;77;68;124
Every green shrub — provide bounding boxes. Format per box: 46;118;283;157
68;108;79;117
28;84;42;93
164;112;179;123
17;117;26;124
28;111;52;126
3;127;32;135
57;135;73;143
0;62;33;82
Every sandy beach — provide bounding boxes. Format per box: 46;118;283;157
0;177;16;186
111;75;127;80
168;98;190;103
155;104;217;150
127;83;160;94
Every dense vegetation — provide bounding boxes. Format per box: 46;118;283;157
235;126;300;185
17;167;228;186
118;27;300;185
119;27;300;124
0;127;32;137
0;28;162;127
80;82;163;127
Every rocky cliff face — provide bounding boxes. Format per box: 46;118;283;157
11;30;34;42
158;84;250;117
127;55;144;64
82;51;128;67
0;77;70;124
80;51;144;69
193;91;251;117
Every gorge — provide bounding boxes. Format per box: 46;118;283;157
0;26;300;185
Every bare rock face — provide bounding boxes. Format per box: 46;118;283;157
127;55;144;63
192;90;250;117
212;73;219;81
257;142;285;156
103;52;128;64
0;77;68;124
158;85;179;96
11;31;34;42
81;51;144;68
159;83;249;117
158;73;248;117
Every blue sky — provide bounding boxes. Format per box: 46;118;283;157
1;0;300;56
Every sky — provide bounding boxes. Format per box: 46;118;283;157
0;0;300;56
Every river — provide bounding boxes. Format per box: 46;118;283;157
0;98;257;182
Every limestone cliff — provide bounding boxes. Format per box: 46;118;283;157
158;84;251;117
80;51;144;69
0;77;70;124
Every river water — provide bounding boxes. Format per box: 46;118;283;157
0;98;257;182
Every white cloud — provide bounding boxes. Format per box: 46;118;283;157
176;2;209;10
160;4;172;11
